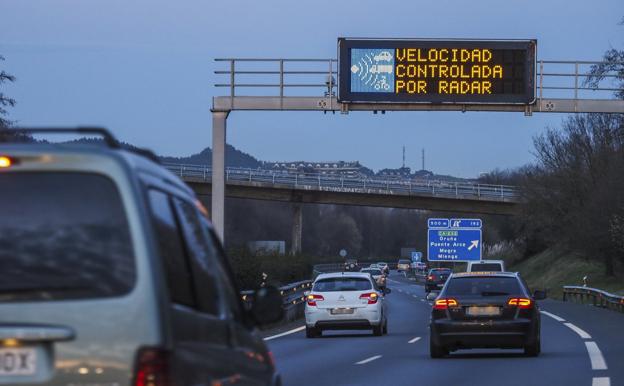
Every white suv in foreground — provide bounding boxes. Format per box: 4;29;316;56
305;272;389;338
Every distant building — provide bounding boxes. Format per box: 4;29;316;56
247;241;286;255
378;166;412;178
263;161;369;177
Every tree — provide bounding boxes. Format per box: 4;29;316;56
0;55;16;129
585;17;624;100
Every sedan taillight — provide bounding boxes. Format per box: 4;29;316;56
359;292;379;304
433;298;459;310
307;294;324;306
507;297;533;309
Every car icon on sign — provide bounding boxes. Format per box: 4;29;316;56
373;51;393;62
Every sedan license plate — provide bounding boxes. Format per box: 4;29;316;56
0;347;36;375
330;308;354;315
466;306;501;317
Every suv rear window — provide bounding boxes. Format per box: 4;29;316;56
0;172;135;302
398;260;411;264
313;277;372;292
445;277;522;297
470;263;503;272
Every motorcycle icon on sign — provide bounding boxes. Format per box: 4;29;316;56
374;77;390;91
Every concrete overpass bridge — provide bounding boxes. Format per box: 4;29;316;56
165;163;520;252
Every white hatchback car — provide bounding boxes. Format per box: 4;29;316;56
305;272;389;338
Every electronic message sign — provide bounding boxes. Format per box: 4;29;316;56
338;39;536;104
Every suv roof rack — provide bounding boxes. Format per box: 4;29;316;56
1;127;161;164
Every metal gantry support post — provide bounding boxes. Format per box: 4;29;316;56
291;203;303;255
211;110;229;242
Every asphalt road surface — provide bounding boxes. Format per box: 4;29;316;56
267;272;623;386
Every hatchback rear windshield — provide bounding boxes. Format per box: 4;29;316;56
362;269;382;276
470;263;503;271
445;277;522;297
313;277;372;292
0;172;135;302
398;260;410;264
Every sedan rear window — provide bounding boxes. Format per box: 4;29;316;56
0;172;135;302
313;277;372;292
361;269;382;276
445;277;522;297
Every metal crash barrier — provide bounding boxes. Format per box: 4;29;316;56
563;286;624;313
241;280;313;322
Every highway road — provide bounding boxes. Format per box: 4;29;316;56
267;273;622;386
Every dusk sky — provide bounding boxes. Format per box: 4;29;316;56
2;0;622;177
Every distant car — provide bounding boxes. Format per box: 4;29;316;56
373;51;393;62
376;262;389;275
397;259;411;272
467;260;506;272
412;261;427;272
361;268;387;289
429;271;545;358
305;272;389;338
425;268;452;293
0;128;284;386
344;259;359;271
369;263;380;269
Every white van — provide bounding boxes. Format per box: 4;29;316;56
467;260;506;272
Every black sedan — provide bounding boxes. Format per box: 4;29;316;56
429;272;545;358
425;268;452;293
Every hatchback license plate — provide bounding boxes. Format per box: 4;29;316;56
331;308;354;315
466;306;501;316
0;347;36;375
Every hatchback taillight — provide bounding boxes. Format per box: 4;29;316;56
307;294;324;306
427;275;434;280
359;292;379;304
507;297;533;309
433;298;459;310
134;348;170;386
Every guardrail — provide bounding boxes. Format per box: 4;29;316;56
164;162;519;202
241;280;313;322
563;286;624;313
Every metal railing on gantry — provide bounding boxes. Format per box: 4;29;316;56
212;58;624;114
164;163;520;202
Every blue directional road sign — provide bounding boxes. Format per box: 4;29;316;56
428;218;482;262
411;251;423;262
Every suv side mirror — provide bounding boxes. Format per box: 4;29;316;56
533;290;547;300
249;286;284;326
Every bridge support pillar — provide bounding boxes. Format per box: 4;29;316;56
211;110;229;242
291;203;303;255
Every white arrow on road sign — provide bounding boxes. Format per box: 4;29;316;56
467;240;479;251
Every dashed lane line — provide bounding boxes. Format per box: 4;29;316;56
541;310;566;322
592;377;611;386
408;337;421;344
585;341;608;370
264;326;306;341
564;322;592;339
355;355;382;365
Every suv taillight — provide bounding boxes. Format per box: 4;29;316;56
134;348;171;386
433;298;458;310
507;297;533;309
307;294;324;306
359;292;379;304
427;275;434;281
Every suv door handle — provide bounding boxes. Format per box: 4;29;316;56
0;324;75;342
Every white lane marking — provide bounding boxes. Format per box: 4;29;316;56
592;377;611;386
585;341;608;370
420;299;425;302
263;326;306;341
355;355;382;365
541;310;566;322
408;337;421;344
397;289;403;293
412;295;418;298
564;323;592;339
